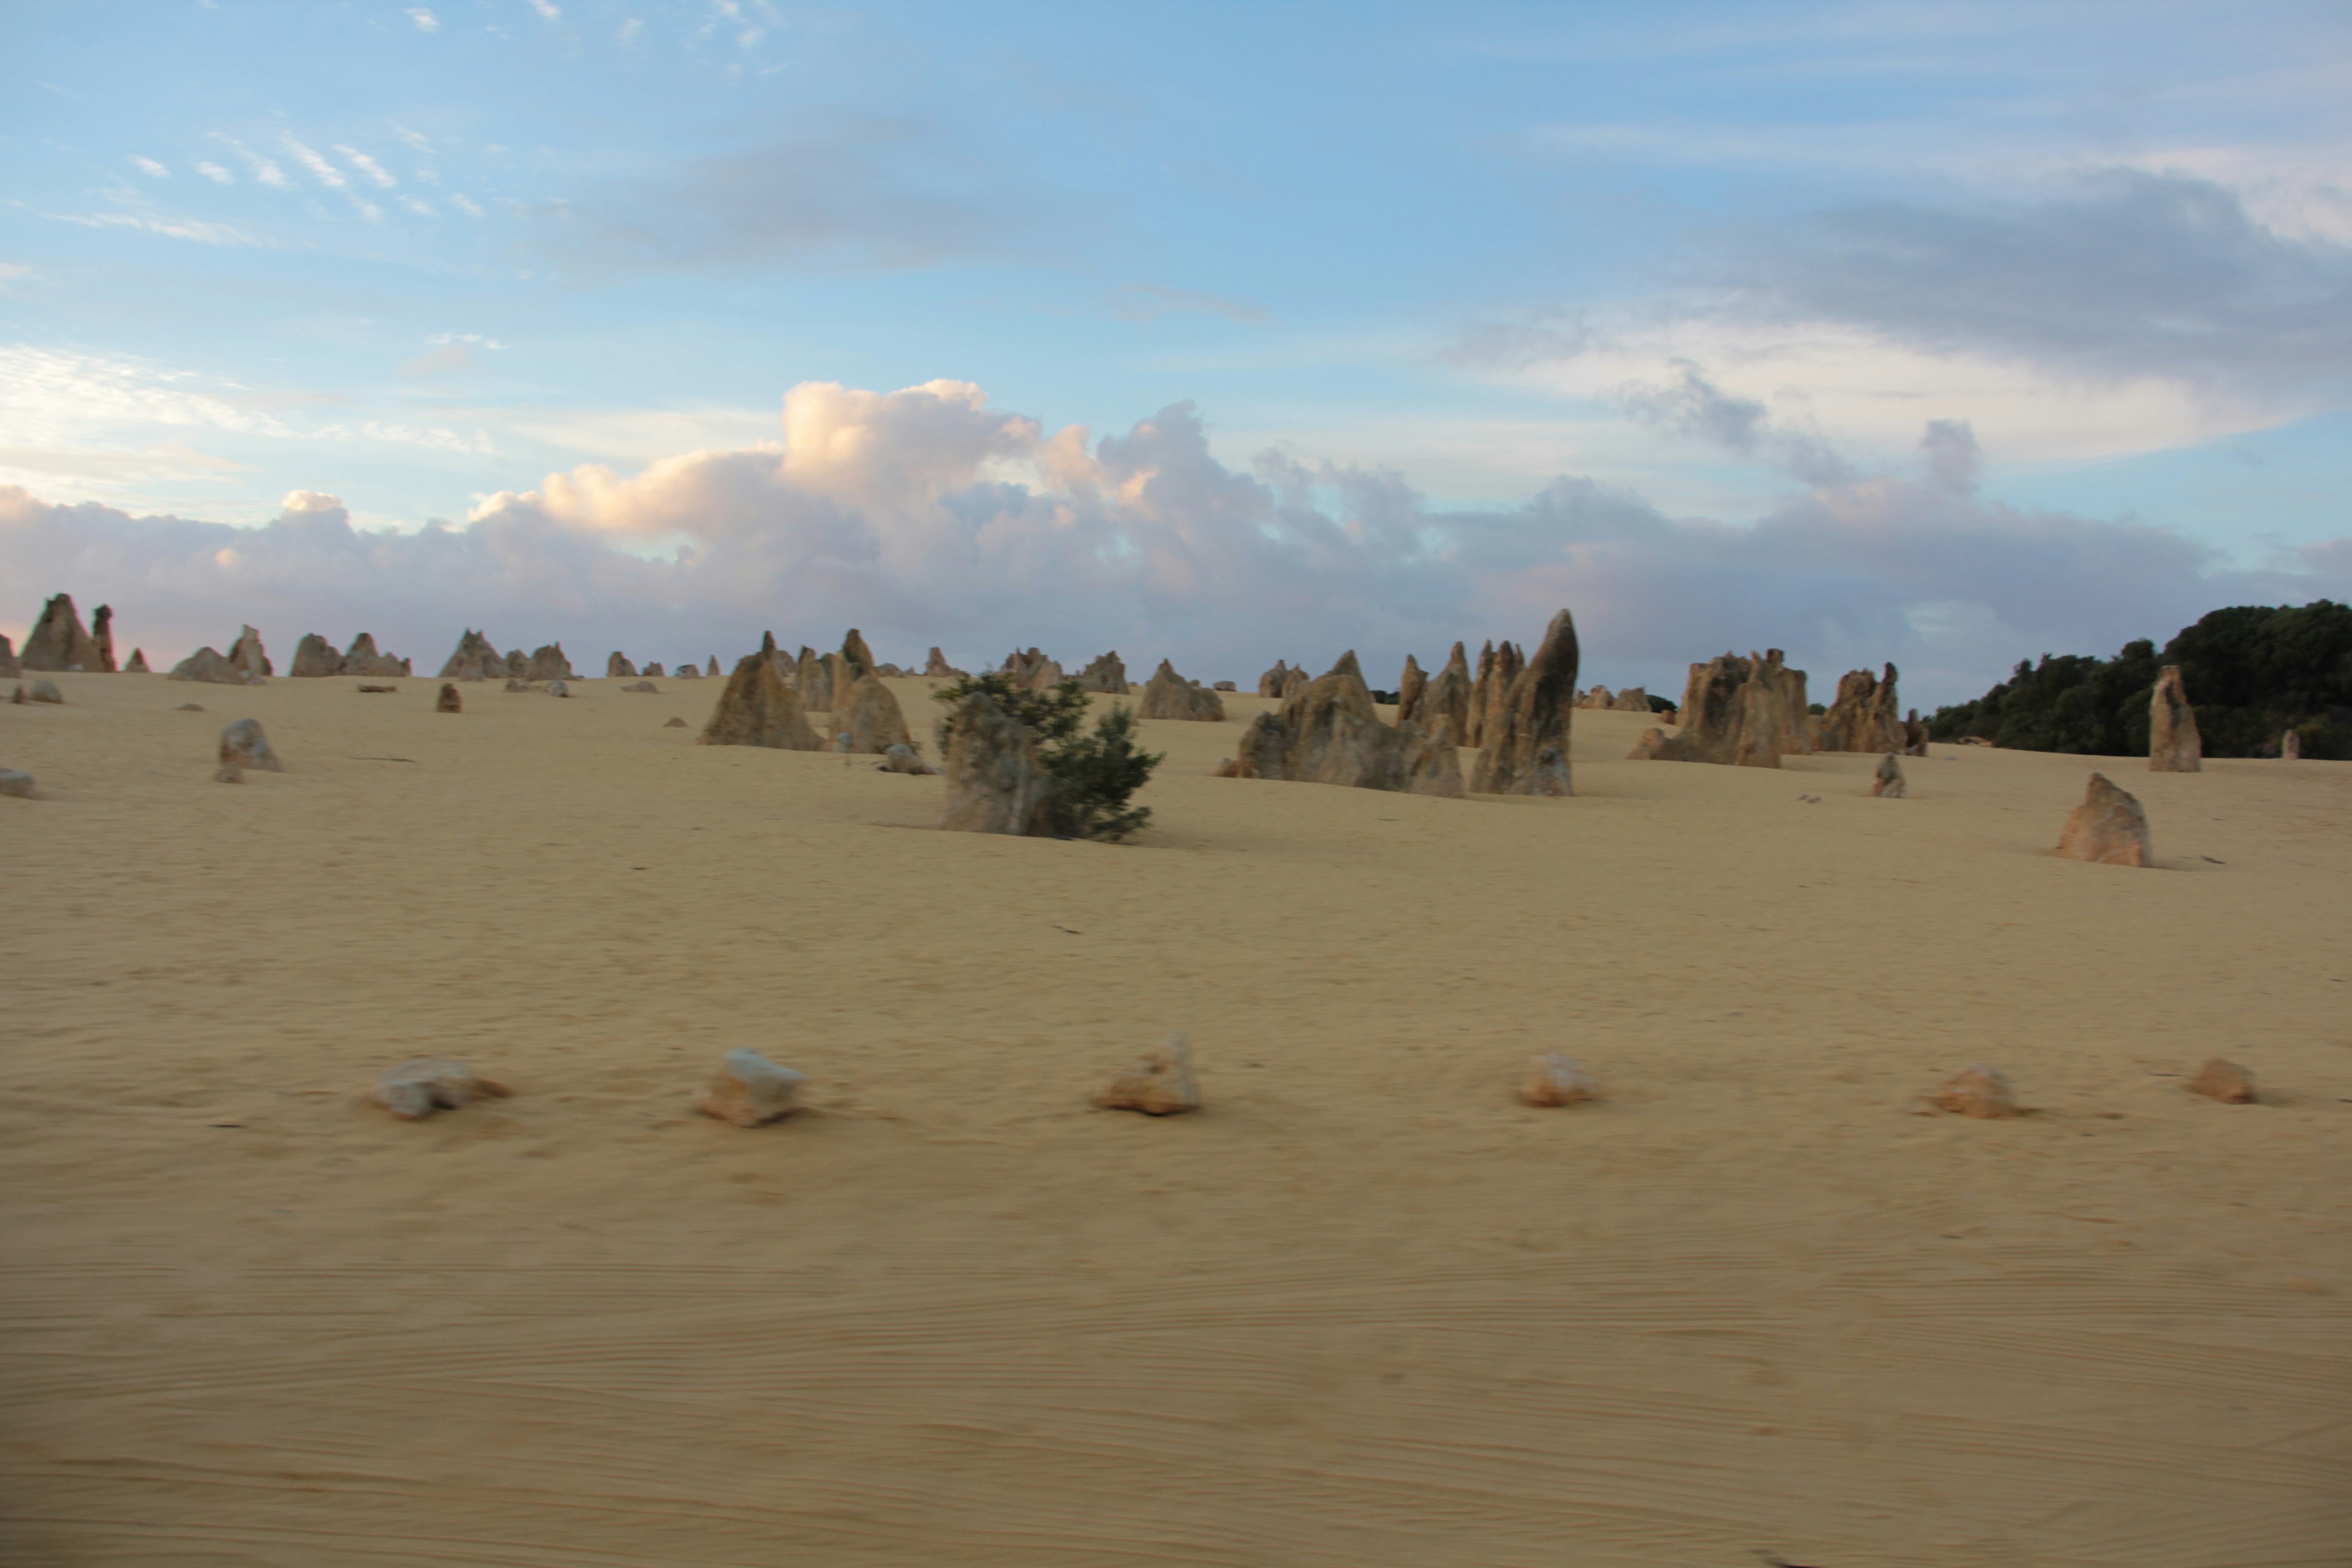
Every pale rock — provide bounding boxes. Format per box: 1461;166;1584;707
18;679;64;705
1518;1053;1598;1107
1139;659;1225;720
525;643;575;682
1231;652;1462;797
168;646;258;685
175;702;204;712
1395;654;1427;722
2149;665;2203;772
674;663;701;679
881;742;936;775
695;1049;805;1127
2056;772;2152;867
2187;1058;2256;1104
213;762;243;784
1870;753;1907;798
705;657;720;677
341;633;407;677
123;648;150;674
291;632;342;677
1932;1064;2021;1118
374;1058;511;1120
699;654;823;750
1610;686;1651;712
1472;609;1578;797
644;662;667;678
622;680;658;693
606;652;638;679
1212;680;1237;692
2282;729;2303;760
219;718;285;773
546;680;570;698
437;629;506;681
1078;651;1130;694
1415;643;1472;750
1096;1035;1200;1116
924;646;964;679
227;625;271;680
835;674;914;753
1819;663;1906;753
0;769;32;799
503;678;529;693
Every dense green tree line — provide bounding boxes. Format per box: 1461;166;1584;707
1928;600;2352;760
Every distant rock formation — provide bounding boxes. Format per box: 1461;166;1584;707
841;628;877;679
1472;610;1578;796
0;635;20;678
2149;665;2202;772
1610;687;1651;712
1932;1065;2020;1118
22;594;106;672
524;643;575;682
1230;652;1462;797
698;654;823;750
1077;651;1130;694
546;680;570;698
1395;654;1427;722
941;690;1055;835
1411;643;1471;753
1819;663;1905;753
792;646;832;710
227;625;271;680
695;1049;805;1127
292;631;405;677
1096;1035;1200;1115
1519;1054;1597;1107
835;674;914;753
2056;772;2152;865
91;605;117;672
1902;709;1930;756
435;682;462;713
1139;660;1225;720
1466;642;1496;746
374;1058;510;1120
924;646;963;678
439;630;508;682
2283;728;2303;760
880;742;935;775
663;717;687;728
1575;684;1613;710
1212;680;1237;692
168;646;259;685
1000;647;1066;690
704;656;720;677
1256;660;1300;697
607;652;637;678
1629;650;1810;767
622;680;657;693
644;662;666;679
290;633;341;677
123;649;149;673
1870;753;1907;797
218;718;284;774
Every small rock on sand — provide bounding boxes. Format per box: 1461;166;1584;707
2056;772;2152;867
664;717;688;728
504;678;529;692
219;718;285;774
435;682;462;713
357;683;398;693
1870;753;1907;797
2187;1058;2256;1103
880;742;935;774
15;679;64;705
374;1058;512;1120
1519;1054;1598;1107
175;702;204;712
546;680;570;698
623;680;658;693
1932;1064;2021;1118
695;1049;805;1127
1096;1035;1200;1115
1;769;33;799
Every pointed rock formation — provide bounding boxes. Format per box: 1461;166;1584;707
439;630;507;681
1395;654;1427;722
1477;641;1526;752
374;1058;510;1120
1096;1035;1200;1116
1869;753;1907;798
1139;660;1225;720
290;633;341;677
225;625;271;680
1932;1065;2021;1118
168;646;257;685
1610;687;1651;712
1230;652;1463;797
1631;650;1809;767
1575;685;1612;710
606;652;638;679
22;594;106;671
1000;647;1066;690
2150;665;2202;772
924;646;963;678
502;649;526;679
1472;610;1578;797
695;1049;805;1127
1077;651;1130;694
839;628;877;679
1466;641;1497;747
1411;643;1472;755
524;643;575;682
941;690;1055;835
219;718;285;773
835;674;914;753
1519;1054;1598;1107
2283;728;2303;760
1256;660;1294;697
1819;663;1905;753
698;654;823;750
2056;772;2152;866
347;633;407;676
1903;709;1930;756
0;635;20;678
794;646;832;710
435;682;462;713
91;605;117;672
2187;1059;2255;1103
704;656;720;677
123;649;149;674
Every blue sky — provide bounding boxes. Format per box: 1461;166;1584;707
4;0;2349;701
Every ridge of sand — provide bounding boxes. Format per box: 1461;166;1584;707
3;674;2348;1566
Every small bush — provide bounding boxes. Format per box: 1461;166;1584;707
934;672;1164;841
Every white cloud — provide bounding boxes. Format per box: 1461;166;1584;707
0;263;31;287
401;195;437;217
407;7;440;31
213;135;289;188
618;17;642;45
336;145;399;188
281;135;347;189
525;0;561;20
449;194;485;216
352;199;386;224
391;123;433;152
130;156;170;179
195;160;234;184
49;211;269;247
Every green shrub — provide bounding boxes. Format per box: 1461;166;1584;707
933;672;1164;841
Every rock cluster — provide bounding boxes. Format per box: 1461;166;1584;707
644;662;667;678
21;594;109;672
1629;649;1811;767
1471;609;1579;796
2149;665;2202;772
1138;659;1225;721
1395;654;1427;722
374;1058;511;1120
1096;1035;1200;1115
1230;653;1462;796
438;630;510;682
1000;647;1066;690
1818;664;1905;753
291;631;409;677
699;654;823;750
2056;772;2152;867
941;690;1056;834
695;1049;805;1127
1077;652;1130;694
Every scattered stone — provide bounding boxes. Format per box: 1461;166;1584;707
881;742;936;775
1230;652;1463;797
219;718;285;773
0;769;33;799
606;651;638;679
435;682;462;714
1096;1035;1200;1116
17;679;64;705
695;1049;805;1127
437;628;508;682
123;649;149;673
1472;608;1578;796
664;716;687;728
1077;650;1131;694
373;1058;511;1121
1820;663;1906;753
356;683;398;694
546;680;571;698
2186;1058;2256;1104
168;646;258;685
699;653;823;750
1519;1054;1598;1107
21;594;105;672
941;690;1055;834
1932;1064;2021;1118
227;624;271;680
2150;664;2203;772
175;702;204;712
1870;753;1907;798
2282;729;2303;760
622;680;658;693
1139;659;1226;720
2056;772;2152;867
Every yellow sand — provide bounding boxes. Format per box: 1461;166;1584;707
3;670;2347;1567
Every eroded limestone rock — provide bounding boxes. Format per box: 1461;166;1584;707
941;690;1054;835
219;718;284;773
695;1049;805;1128
2150;665;2203;773
17;679;64;705
835;674;914;753
1078;651;1130;694
1870;753;1907;798
168;646;256;685
0;635;19;679
1471;609;1578;797
1820;663;1905;753
438;630;507;682
0;769;33;798
290;633;342;677
525;643;575;683
1519;1054;1598;1107
435;682;462;714
374;1058;511;1120
2187;1059;2256;1103
607;652;638;679
1096;1035;1200;1116
21;594;105;673
123;648;150;674
699;654;823;750
1231;652;1462;797
924;646;964;679
1139;660;1225;720
227;625;271;680
881;742;936;775
1932;1065;2021;1118
2056;772;2152;867
1395;654;1427;722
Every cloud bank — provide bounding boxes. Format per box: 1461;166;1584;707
4;380;2343;706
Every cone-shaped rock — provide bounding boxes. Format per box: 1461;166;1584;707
1869;753;1907;798
699;654;823;750
1078;651;1130;694
924;646;963;678
524;643;575;682
435;682;462;713
1139;659;1224;720
91;605;117;672
123;648;149;674
835;674;913;753
1413;643;1471;753
344;633;406;676
606;652;637;678
438;630;507;681
1256;660;1296;697
2150;665;2202;772
2057;772;2152;866
21;594;105;672
704;656;720;677
1472;611;1578;796
0;635;21;679
290;633;342;677
1467;642;1496;747
840;628;877;679
226;625;271;680
1000;647;1065;690
941;690;1054;835
219;718;285;773
1395;654;1427;722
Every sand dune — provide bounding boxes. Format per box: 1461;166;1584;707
3;673;2348;1566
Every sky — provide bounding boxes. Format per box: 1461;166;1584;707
3;0;2349;703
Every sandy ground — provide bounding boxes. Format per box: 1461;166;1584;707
2;668;2348;1568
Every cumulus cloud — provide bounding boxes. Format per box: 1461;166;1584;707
2;382;2343;703
130;156;170;179
407;8;440;32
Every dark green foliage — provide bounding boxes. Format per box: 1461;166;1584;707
932;671;1164;841
1929;601;2352;759
1647;693;1676;714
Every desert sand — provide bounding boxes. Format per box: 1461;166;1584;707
3;671;2348;1567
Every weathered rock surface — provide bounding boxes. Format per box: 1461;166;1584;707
545;680;571;698
438;630;507;681
1626;726;1670;760
1139;660;1225;720
435;682;462;713
2187;1058;2256;1103
168;646;258;685
2056;772;2152;867
705;656;720;677
1395;655;1427;722
1256;660;1299;698
1933;1065;2021;1118
1870;753;1907;798
1610;687;1652;712
607;652;638;679
1212;680;1237;692
1575;684;1613;710
1472;609;1578;796
695;1049;805;1127
1000;647;1066;691
841;628;878;679
1415;643;1472;750
1231;652;1463;797
622;680;658;693
941;690;1055;835
290;633;342;677
1519;1054;1598;1107
881;742;936;775
1903;709;1930;756
924;646;964;679
643;662;666;678
503;678;529;693
21;594;106;672
344;633;407;677
835;674;914;753
2150;664;2202;772
699;654;823;750
219;718;285;773
0;769;32;799
227;625;271;680
2282;728;2303;760
374;1058;511;1120
0;635;18;679
1819;663;1906;753
123;648;150;674
524;643;575;682
1634;649;1811;767
674;663;701;679
16;679;64;705
1476;641;1525;751
1077;651;1130;694
1096;1035;1200;1116
89;605;116;671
